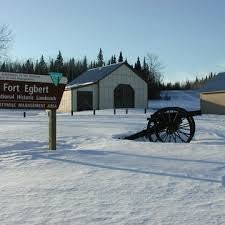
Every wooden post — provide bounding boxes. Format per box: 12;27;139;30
114;108;116;115
49;109;56;150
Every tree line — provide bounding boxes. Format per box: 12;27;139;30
162;72;216;90
0;48;164;99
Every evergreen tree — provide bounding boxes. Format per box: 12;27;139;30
55;50;63;72
118;51;123;62
82;56;87;71
89;61;93;69
134;56;141;71
38;55;48;74
0;62;6;71
112;55;117;64
25;59;34;73
97;48;104;67
34;60;39;74
142;57;148;75
110;55;114;64
49;59;55;72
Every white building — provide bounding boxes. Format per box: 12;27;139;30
58;62;148;112
200;72;225;115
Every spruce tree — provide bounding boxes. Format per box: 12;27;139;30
89;61;93;69
83;56;87;71
110;55;114;64
134;56;141;71
0;62;6;71
113;55;117;64
25;59;34;73
142;57;148;73
55;50;63;72
38;55;48;74
97;48;104;67
118;51;123;62
49;59;55;72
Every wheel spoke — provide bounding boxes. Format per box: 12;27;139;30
180;129;190;134
178;130;190;137
179;127;190;131
173;112;179;122
160;132;167;139
172;133;177;143
168;110;171;123
179;123;190;127
161;132;168;142
175;131;185;142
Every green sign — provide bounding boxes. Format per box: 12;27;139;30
49;72;63;86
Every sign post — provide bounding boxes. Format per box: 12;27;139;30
0;71;67;150
49;109;56;150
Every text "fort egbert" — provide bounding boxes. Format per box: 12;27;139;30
3;83;49;95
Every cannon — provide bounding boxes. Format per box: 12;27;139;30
124;107;202;143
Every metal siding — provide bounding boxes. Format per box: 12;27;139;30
99;64;147;109
57;90;72;112
200;92;225;115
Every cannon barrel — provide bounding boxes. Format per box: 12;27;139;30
187;110;201;117
124;129;147;140
149;109;201;120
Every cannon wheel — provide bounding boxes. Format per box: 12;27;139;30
147;107;196;143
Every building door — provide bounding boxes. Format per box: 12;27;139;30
114;84;135;108
77;91;93;111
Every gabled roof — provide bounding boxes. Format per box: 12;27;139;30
67;62;125;89
200;72;225;93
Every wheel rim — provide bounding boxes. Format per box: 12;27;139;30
154;107;195;143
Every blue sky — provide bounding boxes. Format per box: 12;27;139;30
1;0;225;82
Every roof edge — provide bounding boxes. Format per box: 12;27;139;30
66;81;97;90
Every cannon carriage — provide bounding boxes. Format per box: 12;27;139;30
124;107;202;143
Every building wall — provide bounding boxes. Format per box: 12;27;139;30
71;84;98;111
200;92;225;115
99;64;148;109
58;90;72;112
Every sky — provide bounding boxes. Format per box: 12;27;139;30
1;0;225;82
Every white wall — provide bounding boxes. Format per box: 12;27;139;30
99;64;148;109
58;90;72;112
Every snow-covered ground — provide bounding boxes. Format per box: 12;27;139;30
1;91;225;225
150;90;200;110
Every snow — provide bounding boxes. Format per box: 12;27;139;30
66;81;94;90
1;91;225;225
150;90;200;110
